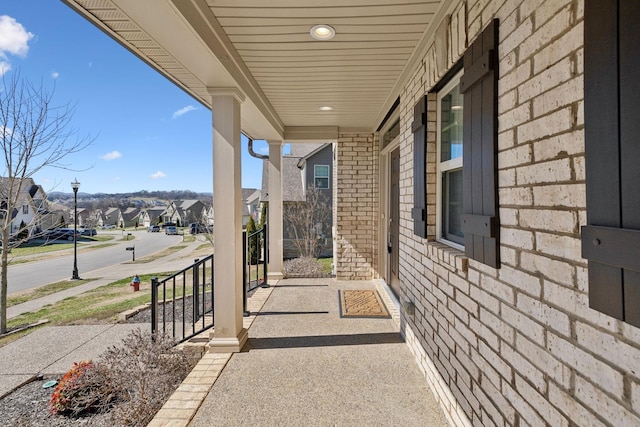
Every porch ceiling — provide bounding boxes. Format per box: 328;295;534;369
63;0;449;140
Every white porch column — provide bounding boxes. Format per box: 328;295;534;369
208;87;248;353
267;140;284;281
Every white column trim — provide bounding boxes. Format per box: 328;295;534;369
267;140;284;282
207;87;246;104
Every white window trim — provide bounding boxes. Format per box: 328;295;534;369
436;70;464;251
314;164;330;189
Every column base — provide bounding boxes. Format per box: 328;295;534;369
267;271;284;284
208;328;248;353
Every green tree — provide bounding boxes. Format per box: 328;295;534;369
246;216;258;264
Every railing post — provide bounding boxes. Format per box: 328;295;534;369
193;259;200;320
243;230;249;316
151;277;158;337
262;225;269;287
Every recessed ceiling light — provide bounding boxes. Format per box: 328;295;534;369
319;106;334;111
310;24;335;40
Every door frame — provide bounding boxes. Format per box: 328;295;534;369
378;129;401;289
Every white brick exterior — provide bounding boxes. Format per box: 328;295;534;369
333;0;640;425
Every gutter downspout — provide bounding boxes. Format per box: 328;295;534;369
247;137;269;160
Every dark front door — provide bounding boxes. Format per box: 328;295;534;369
389;147;401;297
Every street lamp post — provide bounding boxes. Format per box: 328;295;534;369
71;179;81;280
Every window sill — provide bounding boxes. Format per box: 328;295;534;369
426;239;468;273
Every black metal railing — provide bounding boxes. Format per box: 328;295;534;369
151;254;214;344
243;226;268;314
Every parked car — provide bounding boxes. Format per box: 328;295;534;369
78;228;97;236
148;225;160;232
101;224;117;229
45;228;80;241
165;226;178;235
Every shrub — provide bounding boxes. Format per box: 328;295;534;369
48;329;197;425
49;360;115;417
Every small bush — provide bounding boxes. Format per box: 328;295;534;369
283;256;323;276
48;329;197;425
49;360;115;416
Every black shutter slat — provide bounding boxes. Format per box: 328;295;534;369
461;19;499;268
618;0;640;327
582;226;640;272
583;0;640;325
589;264;624;321
583;0;623;319
461;214;496;238
619;0;640;231
413;96;427;238
625;271;640;327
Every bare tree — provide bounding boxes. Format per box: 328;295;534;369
284;187;331;259
0;72;92;333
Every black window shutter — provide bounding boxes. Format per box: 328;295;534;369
412;96;427;238
460;19;500;268
583;0;640;327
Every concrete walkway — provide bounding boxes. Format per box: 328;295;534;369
151;278;449;427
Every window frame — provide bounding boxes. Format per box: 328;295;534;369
314;164;330;189
436;70;464;250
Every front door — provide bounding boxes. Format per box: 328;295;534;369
389;147;401;297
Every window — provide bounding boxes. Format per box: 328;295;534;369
314;165;329;189
436;72;464;248
22;204;29;215
382;118;400;149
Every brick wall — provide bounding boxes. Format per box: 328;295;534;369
336;0;640;426
334;132;379;279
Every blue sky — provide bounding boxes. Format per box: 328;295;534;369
0;0;267;194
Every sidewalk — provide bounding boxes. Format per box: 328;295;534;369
0;323;147;398
7;237;207;319
151;278;449;426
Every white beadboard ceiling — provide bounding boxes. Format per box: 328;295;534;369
63;0;449;140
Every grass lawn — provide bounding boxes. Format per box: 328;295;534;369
4;272;176;333
317;257;333;274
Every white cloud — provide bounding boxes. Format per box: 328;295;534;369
51;71;59;79
0;60;10;75
100;150;122;161
172;105;197;119
112;176;120;182
0;16;33;76
258;146;269;155
151;171;166;179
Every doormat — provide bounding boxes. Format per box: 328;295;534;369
339;289;390;318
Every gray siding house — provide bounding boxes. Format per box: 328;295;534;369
262;143;333;258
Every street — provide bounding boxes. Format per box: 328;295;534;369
7;229;185;294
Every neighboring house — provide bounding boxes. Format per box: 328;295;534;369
177;200;207;226
121;207;141;227
202;204;214;227
0;177;57;238
74;208;93;228
261;143;333;258
140;207;165;228
67;3;640;427
161;201;183;225
102;207;123;228
241;188;261;227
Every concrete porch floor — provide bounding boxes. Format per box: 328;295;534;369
151;278;449;426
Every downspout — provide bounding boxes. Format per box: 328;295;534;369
247;137;269;160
